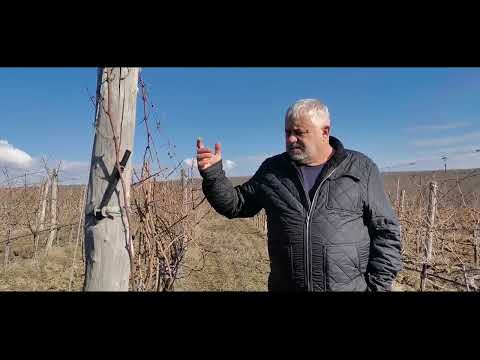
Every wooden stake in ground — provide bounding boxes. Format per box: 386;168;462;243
83;67;140;291
400;189;406;217
415;196;423;255
420;181;438;291
45;169;58;256
34;174;50;256
396;177;400;208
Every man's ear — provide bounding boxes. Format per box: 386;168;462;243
322;126;330;137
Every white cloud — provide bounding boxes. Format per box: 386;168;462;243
224;153;275;176
0;140;33;169
183;158;197;168
183;157;236;171
224;160;236;170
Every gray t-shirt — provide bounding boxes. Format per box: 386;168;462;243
299;164;324;201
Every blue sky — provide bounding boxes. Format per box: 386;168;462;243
1;67;480;185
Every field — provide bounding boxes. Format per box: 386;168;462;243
0;168;479;291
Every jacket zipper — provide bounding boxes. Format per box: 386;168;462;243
305;167;338;291
292;166;311;291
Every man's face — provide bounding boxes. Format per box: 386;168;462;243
285;115;329;165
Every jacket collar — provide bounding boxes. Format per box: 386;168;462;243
282;136;350;208
325;136;348;171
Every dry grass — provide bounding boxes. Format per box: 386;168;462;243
0;244;84;291
175;211;270;291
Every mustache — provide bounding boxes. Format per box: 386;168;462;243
287;145;304;150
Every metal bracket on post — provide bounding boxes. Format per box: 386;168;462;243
93;149;131;221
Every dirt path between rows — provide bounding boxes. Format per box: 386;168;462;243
176;212;270;291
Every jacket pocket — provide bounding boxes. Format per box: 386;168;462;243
356;242;370;273
326;175;361;213
325;245;362;291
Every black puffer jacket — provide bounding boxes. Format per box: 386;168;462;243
200;137;402;291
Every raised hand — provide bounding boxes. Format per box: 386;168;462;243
196;138;222;171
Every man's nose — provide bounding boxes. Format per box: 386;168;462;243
287;135;297;144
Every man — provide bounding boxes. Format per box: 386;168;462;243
196;99;402;291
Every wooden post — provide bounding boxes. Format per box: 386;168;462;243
420;181;438;291
416;199;423;255
396;177;400;207
34;174;50;256
425;182;438;262
83;67;140;291
45;169;58;256
400;190;406;217
4;230;11;271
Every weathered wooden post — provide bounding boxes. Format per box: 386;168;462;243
420;181;438;291
396;177;400;208
425;182;438;262
34;174;50;257
45;169;58;256
416;198;423;255
400;189;406;217
83;67;140;291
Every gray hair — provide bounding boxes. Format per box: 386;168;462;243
285;99;331;127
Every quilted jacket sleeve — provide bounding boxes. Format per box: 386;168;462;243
365;161;403;291
200;160;264;219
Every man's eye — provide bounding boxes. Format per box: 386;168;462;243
285;130;308;137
